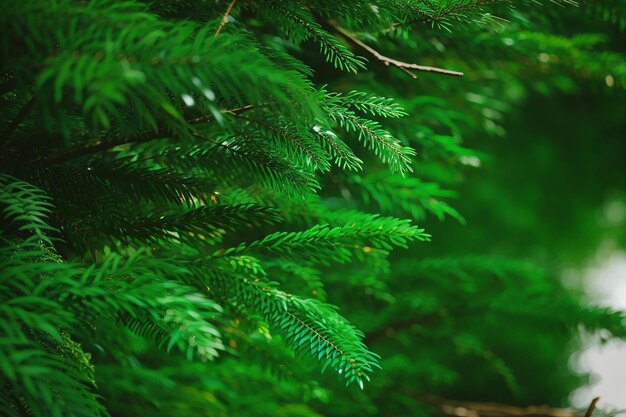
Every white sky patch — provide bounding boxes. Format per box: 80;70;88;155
570;250;626;410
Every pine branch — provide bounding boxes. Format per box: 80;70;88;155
220;216;430;265
348;172;464;223
197;256;379;387
0;174;58;245
313;127;363;171
35;129;170;168
35;105;256;167
269;3;367;73
169;133;320;196
337;91;408;119
391;0;502;29
322;97;415;174
236;113;329;170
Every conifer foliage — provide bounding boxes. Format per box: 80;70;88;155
1;1;625;416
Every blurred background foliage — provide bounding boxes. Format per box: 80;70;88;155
308;2;626;413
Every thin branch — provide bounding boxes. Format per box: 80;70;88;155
36;129;171;168
0;95;36;147
36;105;257;167
330;22;463;78
214;0;237;37
187;103;256;124
420;394;589;417
234;113;322;164
397;66;419;79
583;398;600;417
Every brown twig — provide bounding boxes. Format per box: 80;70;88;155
583;397;600;417
420;394;592;417
330;22;463;78
214;0;237;37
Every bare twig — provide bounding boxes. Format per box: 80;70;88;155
420;394;592;417
330;22;463;78
214;0;237;37
583;398;600;417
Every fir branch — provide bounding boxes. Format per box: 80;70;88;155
348;172;464;223
36;105;257;167
170;134;320;196
313;127;363;171
0;174;58;245
269;3;367;73
36;129;171;168
323;100;415;174
392;0;503;29
198;257;379;387
338;91;409;119
235;113;330;171
220;216;430;265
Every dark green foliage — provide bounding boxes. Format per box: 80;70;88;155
1;0;625;416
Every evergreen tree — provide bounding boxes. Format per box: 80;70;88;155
1;1;625;417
